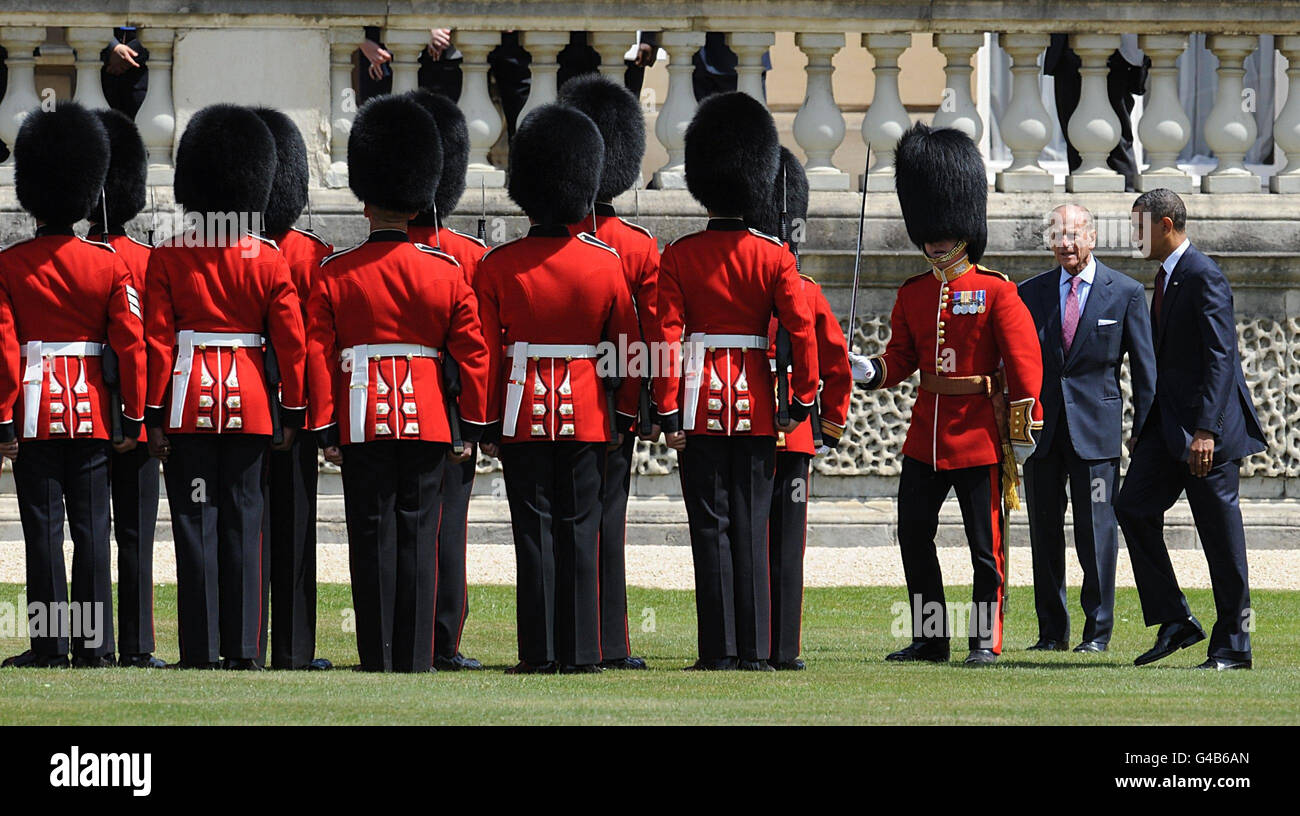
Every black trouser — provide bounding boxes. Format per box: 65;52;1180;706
1114;414;1252;661
13;439;115;660
597;430;636;661
897;456;1006;654
268;434;320;669
1023;421;1119;645
111;443;160;655
500;441;604;667
434;455;476;660
341;440;447;672
768;452;811;664
164;434;268;665
678;435;776;662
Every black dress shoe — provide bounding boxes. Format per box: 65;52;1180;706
305;658;333;671
434;652;483;671
738;659;776;672
963;649;998;666
167;660;220;670
560;664;604;674
600;656;648;670
2;650;70;669
120;653;167;668
1073;641;1107;653
506;661;558;674
1193;657;1252;671
72;653;117;668
886;640;950;663
1026;639;1068;651
684;657;738;671
1134;617;1206;666
770;659;806;671
223;658;264;671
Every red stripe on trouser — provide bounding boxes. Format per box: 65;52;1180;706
988;464;1004;655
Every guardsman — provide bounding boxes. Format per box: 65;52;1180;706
404;88;489;672
0;102;146;668
558;73;659;671
254;106;334;671
475;104;641;674
307;94;490;673
654;92;818;672
84;108;166;669
144;104;307;670
751;148;852;671
850;123;1043;666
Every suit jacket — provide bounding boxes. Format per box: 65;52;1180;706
1018;258;1156;461
1149;242;1265;464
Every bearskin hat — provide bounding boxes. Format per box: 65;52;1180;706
557;72;645;202
403;89;469;225
348;94;442;214
14;102;110;226
175;104;276;216
508;104;604;226
90;108;147;228
746;147;809;240
253;107;310;236
684;91;779;217
894;122;988;263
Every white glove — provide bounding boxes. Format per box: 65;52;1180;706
814;445;831;456
1012;441;1034;466
848;352;875;383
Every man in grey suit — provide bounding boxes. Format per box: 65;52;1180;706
1018;204;1156;653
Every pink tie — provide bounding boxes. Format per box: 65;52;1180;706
1062;275;1082;353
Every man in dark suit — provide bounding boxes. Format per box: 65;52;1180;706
1019;204;1156;654
1114;188;1265;671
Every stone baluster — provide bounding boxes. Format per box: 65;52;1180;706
133;27;176;186
792;32;849;191
67;28;111;110
932;33;984;143
730;32;775;102
386;28;428;95
1137;34;1193;193
1272;36;1300;193
995;33;1053;192
519;31;569;124
589;31;631;81
457;31;506;188
1202;34;1261;193
860;33;912;192
652;31;705;189
1066;34;1124;192
0;27;45;181
325;27;357;188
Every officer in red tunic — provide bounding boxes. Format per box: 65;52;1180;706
307;94;491;673
0;103;146;668
750;148;853;670
558;73;659;670
254;107;334;671
654;92;818;671
84;108;165;669
851;123;1043;665
475;104;641;674
144;104;307;670
404;88;488;672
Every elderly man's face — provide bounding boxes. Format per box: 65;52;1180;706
1050;208;1095;275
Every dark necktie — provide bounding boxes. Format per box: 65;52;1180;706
1152;266;1167;332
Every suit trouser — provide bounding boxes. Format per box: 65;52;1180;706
768;451;811;664
1023;422;1119;644
164;434;268;664
434;455;476;660
341;440;447;673
500;441;604;667
678;435;776;662
13;439;115;659
267;435;320;669
1114;417;1252;661
110;443;160;655
597;429;637;660
897;456;1006;654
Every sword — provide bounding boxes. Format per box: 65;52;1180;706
264;335;284;447
775;165;793;427
442;353;465;457
477;178;488;244
846;144;872;349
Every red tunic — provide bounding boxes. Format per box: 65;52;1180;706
474;225;641;444
305;231;490;446
144;232;306;436
769;273;853;455
407;225;488;286
654;219;818;437
0;229;146;442
89;229;155;442
868;260;1043;470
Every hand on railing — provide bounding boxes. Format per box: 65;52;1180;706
427;28;453;61
107;42;141;75
359;38;392;81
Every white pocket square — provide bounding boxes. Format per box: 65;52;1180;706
1097;319;1117;326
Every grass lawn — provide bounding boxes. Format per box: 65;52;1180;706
0;583;1297;725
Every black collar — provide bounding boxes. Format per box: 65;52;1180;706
36;224;76;237
367;229;410;243
86;223;129;239
594;202;617;218
707;218;747;232
527;224;570;238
